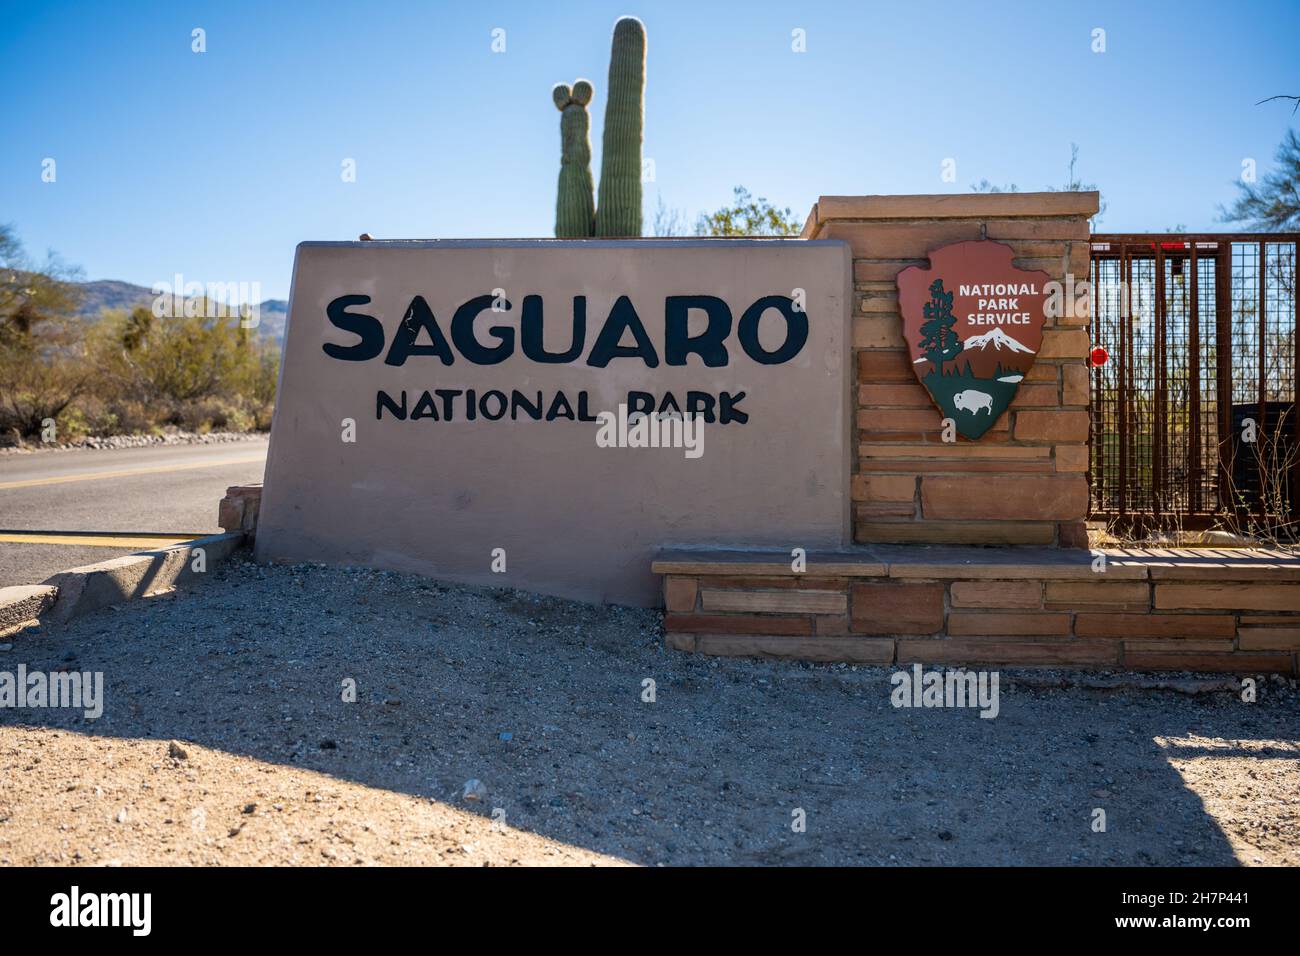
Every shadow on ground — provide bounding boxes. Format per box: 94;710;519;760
2;557;1296;865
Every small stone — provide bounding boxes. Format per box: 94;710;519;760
242;803;256;814
168;741;188;760
461;779;487;803
115;808;128;824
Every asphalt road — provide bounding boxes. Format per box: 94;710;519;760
0;439;268;588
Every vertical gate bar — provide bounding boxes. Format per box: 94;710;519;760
1259;239;1268;521
1216;242;1233;513
1293;240;1299;521
1118;241;1129;518
1154;242;1167;517
1189;242;1202;514
1087;249;1096;515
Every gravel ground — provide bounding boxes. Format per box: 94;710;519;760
0;430;266;456
0;557;1296;867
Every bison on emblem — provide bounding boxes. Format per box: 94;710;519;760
953;389;994;416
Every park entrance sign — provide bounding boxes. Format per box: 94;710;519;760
256;239;851;605
897;240;1049;440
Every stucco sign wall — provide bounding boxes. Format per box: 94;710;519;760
256;239;851;605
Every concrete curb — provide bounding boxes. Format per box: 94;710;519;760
0;584;59;633
39;531;247;625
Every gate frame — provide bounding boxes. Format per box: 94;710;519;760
1088;232;1300;533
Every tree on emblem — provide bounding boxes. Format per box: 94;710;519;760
917;278;964;371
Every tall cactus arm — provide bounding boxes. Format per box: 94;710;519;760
594;17;646;238
554;81;596;238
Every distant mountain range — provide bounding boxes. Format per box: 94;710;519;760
73;279;289;343
958;327;1035;378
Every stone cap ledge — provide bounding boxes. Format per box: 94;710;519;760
654;544;1300;584
651;548;887;578
802;192;1101;237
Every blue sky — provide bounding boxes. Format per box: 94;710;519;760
1;0;1296;299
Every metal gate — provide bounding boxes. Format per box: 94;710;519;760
1088;234;1300;532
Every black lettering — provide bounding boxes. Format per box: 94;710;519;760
738;296;808;365
627;391;655;415
384;296;455;367
587;296;660;368
521;295;585;363
452;294;515;365
686;391;717;423
480;390;508;420
325;295;385;361
719;390;748;424
657;392;683;416
664;296;731;366
511;390;543;421
410;391;440;420
376;389;407;420
546;391;576;421
434;389;461;420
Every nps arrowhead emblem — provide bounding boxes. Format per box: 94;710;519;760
896;240;1050;440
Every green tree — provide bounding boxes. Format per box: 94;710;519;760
694;186;802;236
917;278;963;370
1221;128;1300;231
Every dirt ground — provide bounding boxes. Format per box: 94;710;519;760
1;557;1296;866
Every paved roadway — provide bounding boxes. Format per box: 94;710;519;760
0;439;268;588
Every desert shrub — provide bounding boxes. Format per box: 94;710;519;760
2;226;282;442
175;397;254;433
90;303;279;435
0;224;90;438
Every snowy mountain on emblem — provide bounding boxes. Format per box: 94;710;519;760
963;327;1035;354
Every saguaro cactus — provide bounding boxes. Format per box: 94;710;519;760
594;17;646;238
553;80;596;238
